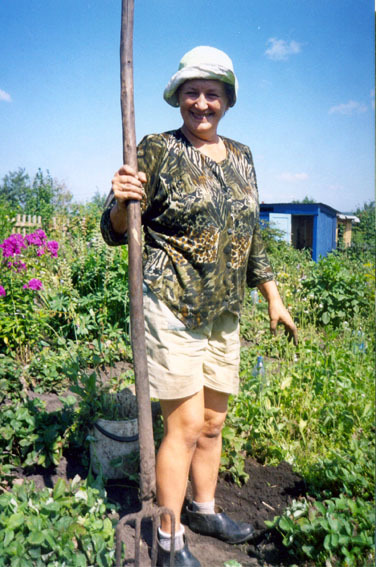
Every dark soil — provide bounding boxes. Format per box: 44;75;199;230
18;448;306;566
19;368;309;567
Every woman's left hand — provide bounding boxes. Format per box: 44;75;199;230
257;281;298;345
267;297;298;345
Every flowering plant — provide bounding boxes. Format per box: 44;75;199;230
0;229;60;354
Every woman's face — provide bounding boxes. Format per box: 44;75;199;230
178;79;228;141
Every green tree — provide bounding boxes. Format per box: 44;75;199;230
25;169;55;223
0;168;31;211
351;201;375;257
0;168;74;224
52;181;74;215
90;190;106;210
291;196;317;204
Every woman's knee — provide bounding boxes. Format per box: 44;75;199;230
201;412;226;439
200;388;228;439
160;393;206;449
164;418;204;449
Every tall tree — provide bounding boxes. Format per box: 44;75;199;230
0;168;31;210
0;168;74;222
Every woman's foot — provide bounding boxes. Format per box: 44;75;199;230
157;536;201;567
186;504;255;544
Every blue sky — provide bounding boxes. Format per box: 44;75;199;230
0;0;374;212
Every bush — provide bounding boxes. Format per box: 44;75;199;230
0;230;60;355
0;397;76;472
299;252;374;327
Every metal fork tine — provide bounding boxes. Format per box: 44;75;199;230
150;515;158;566
116;506;175;567
135;517;142;566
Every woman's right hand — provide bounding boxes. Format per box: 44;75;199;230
111;165;147;207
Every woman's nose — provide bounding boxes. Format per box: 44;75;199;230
195;93;208;110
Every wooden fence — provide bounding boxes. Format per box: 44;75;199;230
13;214;79;235
13;214;42;235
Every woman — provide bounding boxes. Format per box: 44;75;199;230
101;46;297;567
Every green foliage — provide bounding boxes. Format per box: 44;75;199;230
0;178;374;567
0;225;131;391
0;168;74;226
261;223;312;269
0;397;75;472
0;231;60;355
71;368;136;426
351;201;375;257
233;230;374;564
0;356;23;402
26;170;55;225
291;195;317;203
0;201;16;241
307;438;375;501
265;496;374;566
0;168;30;211
0;476;116;566
69;231;130;332
299;252;374;327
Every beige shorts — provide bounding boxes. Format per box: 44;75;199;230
142;285;240;400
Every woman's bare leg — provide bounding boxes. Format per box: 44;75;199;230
157;389;205;532
189;388;229;503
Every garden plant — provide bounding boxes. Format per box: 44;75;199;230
0;171;374;567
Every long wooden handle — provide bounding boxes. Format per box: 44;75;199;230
120;0;156;502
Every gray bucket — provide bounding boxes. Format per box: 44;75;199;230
90;417;139;479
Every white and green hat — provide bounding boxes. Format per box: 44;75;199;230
163;46;238;108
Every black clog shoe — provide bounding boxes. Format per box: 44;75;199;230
185;504;255;544
157;538;201;567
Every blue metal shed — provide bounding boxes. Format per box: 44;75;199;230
259;202;338;262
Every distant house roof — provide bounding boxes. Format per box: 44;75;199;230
260;203;360;222
337;213;360;223
259;202;339;216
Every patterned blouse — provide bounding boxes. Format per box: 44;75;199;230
100;129;273;329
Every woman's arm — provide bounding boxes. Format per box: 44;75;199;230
257;280;298;345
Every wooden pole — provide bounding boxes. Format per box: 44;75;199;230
120;0;156;502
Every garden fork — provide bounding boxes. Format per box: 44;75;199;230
114;1;175;565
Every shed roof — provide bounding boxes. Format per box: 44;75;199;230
260;202;339;216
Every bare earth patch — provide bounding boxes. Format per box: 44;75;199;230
18;441;307;566
19;378;309;566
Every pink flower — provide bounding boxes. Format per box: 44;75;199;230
25;229;47;247
0;285;6;297
6;260;27;272
36;247;46;257
0;234;27;258
47;240;59;257
23;279;43;291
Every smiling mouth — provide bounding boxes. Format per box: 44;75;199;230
190;111;213;120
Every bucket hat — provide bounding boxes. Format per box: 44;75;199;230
163;46;238;108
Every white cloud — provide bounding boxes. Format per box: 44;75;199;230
0;89;12;102
328;100;367;115
277;172;308;182
265;38;302;61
